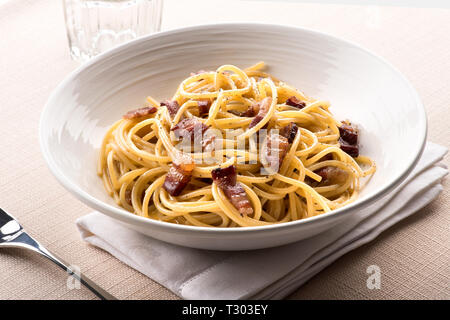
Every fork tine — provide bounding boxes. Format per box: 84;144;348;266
0;207;16;225
0;208;24;244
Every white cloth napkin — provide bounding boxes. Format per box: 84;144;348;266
76;142;447;299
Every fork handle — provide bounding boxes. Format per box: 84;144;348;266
13;232;116;300
38;246;117;300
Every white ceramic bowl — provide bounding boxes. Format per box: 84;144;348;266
40;23;426;250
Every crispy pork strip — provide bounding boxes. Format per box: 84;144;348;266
280;122;299;143
171;118;209;142
306;165;350;187
265;133;290;173
163;165;193;196
315;166;350;185
201;135;216;153
285;96;306;109
163;152;195;196
211;165;253;215
248;97;272;129
264;122;298;172
197;99;212;115
338;122;358;145
160;100;180;117
338;122;359;157
212;165;237;187
241;103;259;117
122;106;157;119
339;138;359;157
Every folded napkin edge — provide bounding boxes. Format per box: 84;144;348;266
258;183;443;300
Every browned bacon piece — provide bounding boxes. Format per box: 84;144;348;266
339;138;359;157
198;99;212;115
163;153;195;196
123;106;157;119
339;123;358;145
241;103;259;117
212;165;237;187
160;100;180;117
211;165;253;215
171;118;209;142
265;133;290;173
280;122;299;143
285;96;306;109
202;135;216;152
315;166;349;185
264;123;298;172
248;97;272;129
338;122;359;157
163;165;193;196
230;99;262;118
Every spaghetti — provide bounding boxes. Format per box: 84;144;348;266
98;62;375;227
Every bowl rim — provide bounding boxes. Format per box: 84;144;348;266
39;22;427;234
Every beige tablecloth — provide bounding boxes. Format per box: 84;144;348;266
0;0;448;300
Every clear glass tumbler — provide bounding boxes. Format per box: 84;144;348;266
63;0;163;62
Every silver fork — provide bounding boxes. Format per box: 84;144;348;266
0;207;116;300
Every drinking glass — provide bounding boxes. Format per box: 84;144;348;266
63;0;163;62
